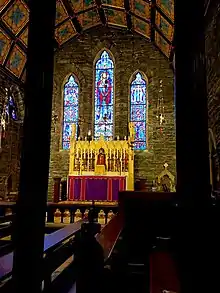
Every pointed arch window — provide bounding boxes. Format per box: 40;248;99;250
94;50;114;139
62;75;79;150
130;72;147;150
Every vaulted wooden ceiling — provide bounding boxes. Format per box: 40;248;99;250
0;0;174;82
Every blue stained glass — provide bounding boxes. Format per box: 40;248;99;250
6;96;17;121
62;75;79;149
64;108;78;122
130;72;147;150
134;141;146;150
131;105;146;121
94;124;113;138
94;51;114;139
63;141;70;149
95;105;114;123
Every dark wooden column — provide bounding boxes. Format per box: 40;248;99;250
175;1;210;205
12;1;56;293
175;1;214;292
53;177;61;202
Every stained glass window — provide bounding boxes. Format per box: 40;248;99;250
6;96;17;121
62;75;79;150
94;50;114;139
130;72;147;150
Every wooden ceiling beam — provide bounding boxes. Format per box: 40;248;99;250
154;25;172;45
95;0;106;25
0;0;17;15
124;0;132;30
62;0;82;33
151;0;156;42
0;65;23;86
155;4;174;25
129;11;151;24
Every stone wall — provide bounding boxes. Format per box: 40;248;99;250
205;2;220;183
48;27;175;200
0;73;24;200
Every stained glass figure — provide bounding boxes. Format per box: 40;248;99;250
94;50;114;139
62;75;79;150
6;96;17;121
130;72;147;150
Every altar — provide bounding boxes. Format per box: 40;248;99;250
67;123;134;203
68;176;126;201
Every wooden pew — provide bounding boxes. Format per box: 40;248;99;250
0;213;124;293
0;202;16;217
0;214;15;257
48;215;124;293
150;251;180;293
0;220;87;293
0;214;15;225
96;213;123;262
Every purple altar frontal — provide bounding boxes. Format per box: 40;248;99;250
68;176;126;202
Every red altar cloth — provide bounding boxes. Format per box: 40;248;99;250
68;176;126;201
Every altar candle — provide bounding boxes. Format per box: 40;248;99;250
123;149;126;172
90;149;92;169
91;149;93;170
120;152;122;174
87;149;89;170
114;149;116;171
109;149;111;171
106;151;108;171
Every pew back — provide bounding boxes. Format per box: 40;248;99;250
96;213;123;262
0;219;87;293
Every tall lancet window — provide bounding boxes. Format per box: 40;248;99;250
62;75;79;150
94;50;114;139
130;72;147;150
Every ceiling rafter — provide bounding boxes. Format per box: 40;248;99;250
62;0;82;33
0;63;24;87
155;4;174;25
124;0;132;30
154;25;172;45
95;0;107;25
150;0;156;42
130;11;151;24
0;0;15;15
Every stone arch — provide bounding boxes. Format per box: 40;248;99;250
93;47;115;67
